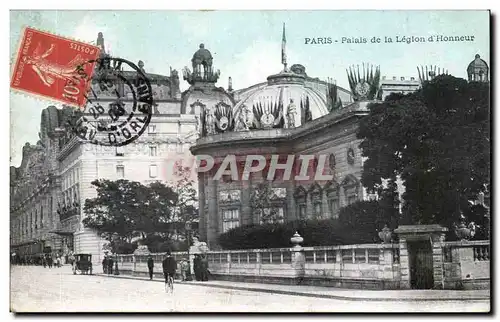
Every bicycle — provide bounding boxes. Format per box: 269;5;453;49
164;273;174;293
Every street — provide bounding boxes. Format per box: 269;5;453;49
10;266;489;313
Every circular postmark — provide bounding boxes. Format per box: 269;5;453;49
65;55;153;146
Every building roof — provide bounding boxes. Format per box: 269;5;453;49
192;43;213;63
467;54;489;74
232;69;330;129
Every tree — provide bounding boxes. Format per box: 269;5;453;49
167;163;199;241
357;75;490;230
82;179;150;243
82;177;198;250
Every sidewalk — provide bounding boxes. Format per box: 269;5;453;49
94;273;490;302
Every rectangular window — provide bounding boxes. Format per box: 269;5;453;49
149;165;158;178
298;204;306;219
259;207;285;224
329;199;339;219
116;146;124;156
116;165;125;178
148;125;156;133
314;202;322;218
222;209;240;233
149;146;157;157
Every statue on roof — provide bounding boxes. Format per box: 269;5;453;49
97;32;106;54
286;98;296;128
170;68;180;98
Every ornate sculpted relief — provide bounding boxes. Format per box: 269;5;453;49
271;187;287;199
219;190;241;203
347;64;381;101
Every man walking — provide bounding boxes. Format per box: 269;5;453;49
107;256;114;275
147;255;154;280
200;254;209;281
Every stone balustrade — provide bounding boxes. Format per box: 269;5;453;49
442;240;490;290
110;238;489;290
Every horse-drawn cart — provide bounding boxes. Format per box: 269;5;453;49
72;253;93;275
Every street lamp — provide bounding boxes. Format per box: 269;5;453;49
185;220;193;281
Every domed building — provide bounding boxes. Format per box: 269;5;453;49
190;34;383;248
467;54;489;82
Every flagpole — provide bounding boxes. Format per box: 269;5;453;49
282;23;287;71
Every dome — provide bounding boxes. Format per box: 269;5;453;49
232;70;330;130
192;43;213;63
467;54;489;82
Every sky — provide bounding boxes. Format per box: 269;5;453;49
9;10;490;167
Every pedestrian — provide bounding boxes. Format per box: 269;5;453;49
102;256;108;274
180;259;189;281
56;255;61;268
68;252;75;268
193;254;201;281
200;254;209;281
147;255;154;280
42;255;46;268
107;256;114;275
47;255;53;268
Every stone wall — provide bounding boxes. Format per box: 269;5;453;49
112;239;489;290
442;240;490;290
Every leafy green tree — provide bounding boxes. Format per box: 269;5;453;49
82;176;198;250
358;75;490;229
82;179;148;243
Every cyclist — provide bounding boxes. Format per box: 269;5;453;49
162;250;177;293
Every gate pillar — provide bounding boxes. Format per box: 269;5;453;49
394;225;448;289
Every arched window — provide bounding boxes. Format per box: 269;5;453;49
342;174;361;205
219;190;241;233
309;183;323;219
294;186;307;220
325;181;340;219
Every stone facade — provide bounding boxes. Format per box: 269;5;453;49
192;100;376;248
10;33;194;265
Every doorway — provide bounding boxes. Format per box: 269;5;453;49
407;240;434;289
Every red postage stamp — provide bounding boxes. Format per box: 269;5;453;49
10;27;101;108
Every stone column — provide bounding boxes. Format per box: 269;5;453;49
306;191;313;219
198;174;207;241
398;238;410;289
290;232;305;284
431;233;446;289
339;186;346;208
286;181;296;221
241;180;252;225
321;189;329;219
206;177;218;248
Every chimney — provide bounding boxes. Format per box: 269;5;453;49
228;77;233;92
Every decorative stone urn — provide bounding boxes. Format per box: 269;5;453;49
454;221;475;241
378;225;392;243
290;232;304;248
133;244;150;256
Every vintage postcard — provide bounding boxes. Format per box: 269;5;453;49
9;10;490;313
